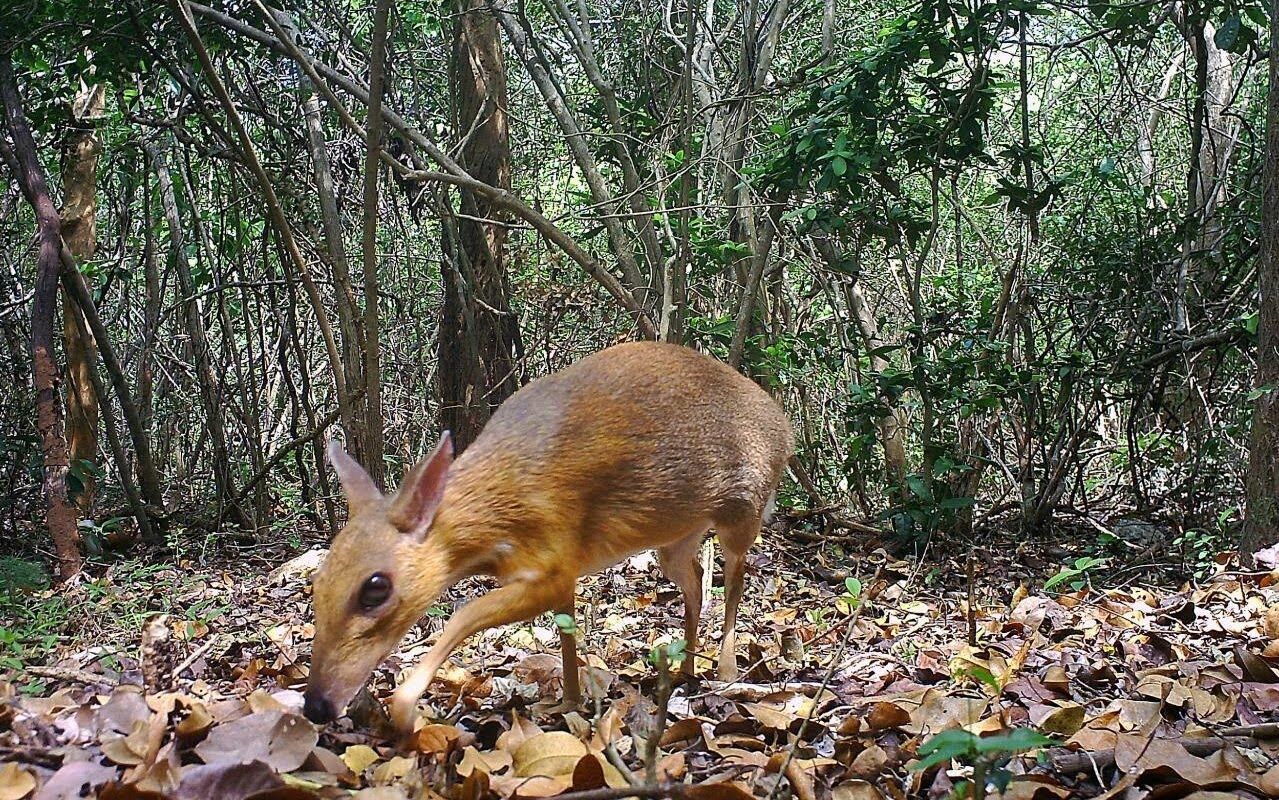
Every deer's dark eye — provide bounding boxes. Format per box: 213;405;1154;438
358;573;393;611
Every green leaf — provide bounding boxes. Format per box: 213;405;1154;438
972;728;1054;754
553;613;577;635
911;729;977;771
831;155;848;176
1042;568;1077;592
844;577;863;600
1214;15;1241;51
905;475;933;502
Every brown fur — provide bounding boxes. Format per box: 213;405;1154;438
307;342;793;735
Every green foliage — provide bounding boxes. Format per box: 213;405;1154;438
1042;557;1105;593
0;557;50;592
911;727;1054;798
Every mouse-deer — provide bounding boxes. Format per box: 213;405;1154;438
303;341;793;735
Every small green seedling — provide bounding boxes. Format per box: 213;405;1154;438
911;728;1054;800
1043;557;1105;593
836;576;863;614
553;613;578;636
648;639;686;669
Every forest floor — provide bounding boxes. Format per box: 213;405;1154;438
2;515;1278;800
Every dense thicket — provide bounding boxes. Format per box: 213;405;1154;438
0;0;1275;578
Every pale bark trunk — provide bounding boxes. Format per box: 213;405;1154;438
59;82;104;513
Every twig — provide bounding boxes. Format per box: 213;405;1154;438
1050;723;1279;773
172;635;220;681
765;566;884;800
644;649;675;785
25;665;110;685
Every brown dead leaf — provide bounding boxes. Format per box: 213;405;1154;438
1264;606;1279;640
1113;734;1257;788
1260;764;1279;796
659;716;703;746
341;744;382;775
831;780;884;800
866;702;911;731
569;754;606;791
32;760;118;800
458;746;514;777
352;789;410;800
370;756;416;785
0;763;36;800
176;701;214;743
684;782;757;800
998;777;1072;800
412;723;462;756
513;731;588;778
849;744;889;778
193;709;318;772
743;702;795;732
1035;702;1085;736
173;760;287;800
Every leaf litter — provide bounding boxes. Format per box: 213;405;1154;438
2;519;1278;799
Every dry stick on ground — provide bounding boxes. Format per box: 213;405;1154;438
765;566;884;800
1049;724;1279;774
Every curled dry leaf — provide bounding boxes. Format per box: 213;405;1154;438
684;782;757;800
458;746;514;777
370;756;416;785
831;780;883;800
866;702;911;731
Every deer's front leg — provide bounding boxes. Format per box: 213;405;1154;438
391;577;571;735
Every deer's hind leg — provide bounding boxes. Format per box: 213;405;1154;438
657;527;710;676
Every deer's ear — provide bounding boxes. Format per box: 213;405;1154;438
388;432;453;540
327;440;383;511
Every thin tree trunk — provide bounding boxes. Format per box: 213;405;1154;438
360;0;390;485
59;81;104;513
440;0;523;452
144;139;251;529
303;88;365;449
1243;5;1279;560
1;56;80;582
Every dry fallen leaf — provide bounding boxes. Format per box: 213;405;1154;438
0;763;37;800
193;710;317;772
513;732;588;778
341;744;382;775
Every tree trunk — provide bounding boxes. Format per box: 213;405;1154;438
1242;6;1279;560
144;139;251;529
439;0;523;453
360;0;390;485
1;57;81;582
59;81;104;513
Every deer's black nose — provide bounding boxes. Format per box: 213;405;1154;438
303;690;336;724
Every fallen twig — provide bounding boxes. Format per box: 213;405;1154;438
171;635;220;682
1049;723;1279;773
25;665;111;685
